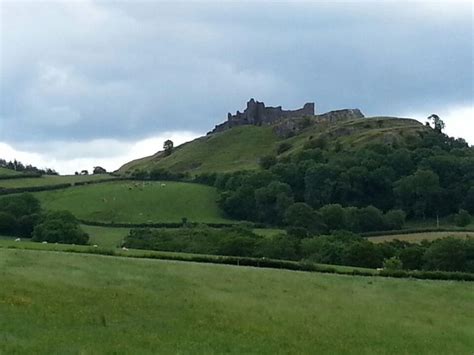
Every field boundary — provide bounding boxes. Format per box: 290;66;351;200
78;219;263;229
0;177;122;195
362;228;474;238
1;242;472;282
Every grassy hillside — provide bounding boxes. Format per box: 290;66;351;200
1;248;473;354
0;174;114;188
119;116;429;175
0;167;22;176
35;181;232;224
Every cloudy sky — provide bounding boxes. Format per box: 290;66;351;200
0;0;472;174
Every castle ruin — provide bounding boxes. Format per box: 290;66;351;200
208;98;364;135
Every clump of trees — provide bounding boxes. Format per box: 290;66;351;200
0;193;88;244
206;129;473;230
123;226;474;273
0;159;58;175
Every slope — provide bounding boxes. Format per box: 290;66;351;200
119;116;428;176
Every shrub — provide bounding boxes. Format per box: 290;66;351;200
32;211;89;245
454;209;471;227
0;211;16;235
383;256;403;270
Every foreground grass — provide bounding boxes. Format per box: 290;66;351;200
35;181;231;224
0;174;114;188
369;231;474;243
0;248;473;354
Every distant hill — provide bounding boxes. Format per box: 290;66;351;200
119;115;429;176
0;167;23;176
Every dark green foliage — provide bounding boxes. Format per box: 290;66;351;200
259;155;278;169
399;246;424;270
276;142;292;155
342;241;383;268
454;209;471;227
284;203;326;234
0;193;42;237
32;211;89;245
423;237;471;272
383;256;403;270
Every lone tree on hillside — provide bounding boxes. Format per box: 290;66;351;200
93;166;107;174
427;114;445;133
163;139;174;156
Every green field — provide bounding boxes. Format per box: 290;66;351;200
35;181;232;224
0;174;114;188
369;231;474;243
0;248;472;354
0;167;22;176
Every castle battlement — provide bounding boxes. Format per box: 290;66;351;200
210;99;315;134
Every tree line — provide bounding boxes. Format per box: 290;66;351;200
0;159;58;176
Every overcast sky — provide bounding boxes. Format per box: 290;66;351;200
0;0;472;174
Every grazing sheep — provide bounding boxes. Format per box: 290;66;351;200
93;244;98;248
42;241;48;244
15;238;21;242
161;183;166;187
376;268;384;271
122;247;129;251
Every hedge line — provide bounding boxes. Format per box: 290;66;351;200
363;227;474;238
0;173;42;180
0;177;122;195
3;243;472;281
78;219;264;229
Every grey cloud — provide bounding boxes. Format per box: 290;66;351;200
1;1;472;145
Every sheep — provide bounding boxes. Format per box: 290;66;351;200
161;183;166;187
42;241;48;244
122;247;129;251
15;238;21;242
93;244;98;248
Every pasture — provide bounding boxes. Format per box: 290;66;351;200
35;181;232;224
0;174;114;188
0;167;22;176
0;248;473;354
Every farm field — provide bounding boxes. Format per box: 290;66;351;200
368;231;474;243
1;248;473;354
0;174;114;188
34;181;232;224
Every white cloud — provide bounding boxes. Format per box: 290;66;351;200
406;105;474;145
0;131;201;175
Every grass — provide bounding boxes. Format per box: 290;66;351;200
120;125;278;175
0;174;115;188
34;181;232;224
0;248;473;354
0;167;22;176
119;116;429;175
369;231;474;244
81;225;129;248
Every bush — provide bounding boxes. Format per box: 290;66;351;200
384;209;406;230
0;211;16;235
32;211;89;245
383;256;403;270
454;209;471;227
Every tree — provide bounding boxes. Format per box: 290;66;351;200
32;211;89;245
93;166;107;174
163;139;174;156
284;202;326;234
320;204;346;231
383;256;403;270
427;114;445;133
454;209;471;227
423;237;466;272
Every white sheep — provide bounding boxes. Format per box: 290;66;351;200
161;183;166;187
93;244;98;248
15;238;21;242
42;241;48;244
122;247;129;251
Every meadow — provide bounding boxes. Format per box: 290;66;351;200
0;167;23;176
35;181;232;224
0;174;114;188
0;248;473;354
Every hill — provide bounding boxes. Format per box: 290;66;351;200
1;248;472;354
34;180;231;224
119;116;429;175
0;167;23;176
0;174;115;189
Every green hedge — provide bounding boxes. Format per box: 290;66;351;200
78;219;263;229
3;243;472;281
0;173;42;180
